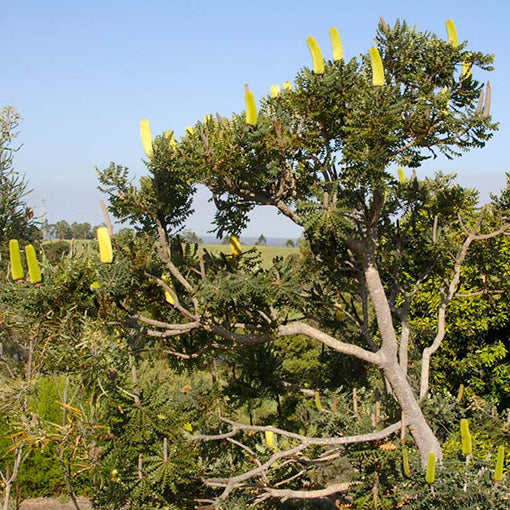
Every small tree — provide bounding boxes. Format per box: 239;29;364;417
0;107;36;246
98;19;509;505
54;220;73;240
0;107;39;509
70;221;93;239
255;234;267;246
181;229;203;245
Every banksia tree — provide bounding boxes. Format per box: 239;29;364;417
0;107;37;247
97;18;506;507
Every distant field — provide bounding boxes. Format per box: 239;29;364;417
200;244;299;268
42;239;95;258
43;240;299;268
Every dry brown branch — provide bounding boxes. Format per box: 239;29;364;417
456;289;504;298
214;416;401;447
277;322;383;365
132;314;200;331
226;437;268;485
190;413;400;504
277;381;315;397
254;481;357;504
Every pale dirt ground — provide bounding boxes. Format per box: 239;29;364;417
18;497;92;510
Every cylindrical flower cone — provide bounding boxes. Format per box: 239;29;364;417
162;275;176;305
494;446;505;482
460;419;472;456
9;240;24;280
265;430;274;450
425;452;436;484
329;27;343;62
445;19;458;47
245;90;257;126
230;235;242;257
402;448;411;477
307;36;325;75
140;119;153;158
25;244;42;284
314;390;322;411
97;227;113;263
369;47;385;86
270;85;281;98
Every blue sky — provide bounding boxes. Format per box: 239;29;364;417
3;0;509;238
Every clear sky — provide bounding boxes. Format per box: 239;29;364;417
3;0;509;238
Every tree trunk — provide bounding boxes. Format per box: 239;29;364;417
362;252;442;465
382;356;442;464
2;448;22;510
2;482;11;510
59;455;81;510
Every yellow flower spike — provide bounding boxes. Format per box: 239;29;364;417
270;84;281;98
462;58;472;80
97;226;113;264
265;430;274;450
184;422;193;433
162;275;176;305
329;27;343;62
9;240;24;280
164;130;177;149
369;47;385;86
230;235;242;257
439;88;450;113
334;302;345;321
203;114;212;123
245;87;257;126
445;19;458;47
306;36;325;75
456;383;465;402
25;244;42;284
494;445;505;482
185;126;194;136
402;448;411;477
314;390;322;411
460;419;472;456
140;119;153;159
425;452;436;484
398;168;406;183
